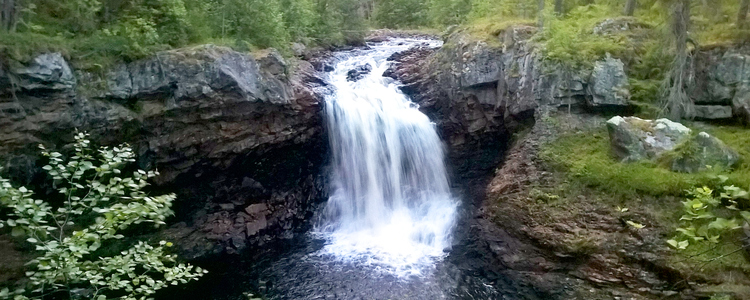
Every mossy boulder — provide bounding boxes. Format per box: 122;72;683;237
606;116;691;162
668;132;740;173
606;116;739;173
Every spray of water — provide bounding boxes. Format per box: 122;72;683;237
315;39;458;277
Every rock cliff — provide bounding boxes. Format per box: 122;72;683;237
0;45;328;260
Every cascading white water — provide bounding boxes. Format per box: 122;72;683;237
315;39;458;276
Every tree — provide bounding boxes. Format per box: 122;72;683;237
538;0;544;28
624;0;637;16
0;132;206;300
740;0;749;29
662;0;693;120
374;0;429;29
1;0;16;31
554;0;564;15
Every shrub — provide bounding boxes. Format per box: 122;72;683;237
0;132;206;300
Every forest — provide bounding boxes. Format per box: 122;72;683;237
3;0;750;299
1;0;745;64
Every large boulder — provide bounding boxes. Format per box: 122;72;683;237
669;132;740;173
606;116;691;162
606;116;738;172
588;55;630;107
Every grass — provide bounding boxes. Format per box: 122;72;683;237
462;17;535;47
540;127;713;200
536;117;750;296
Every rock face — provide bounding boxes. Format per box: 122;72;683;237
385;28;632;177
0;45;328;259
690;46;750;122
588;55;630;107
606;116;738;172
0;52;76;93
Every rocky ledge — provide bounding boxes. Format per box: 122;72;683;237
0;45;329;261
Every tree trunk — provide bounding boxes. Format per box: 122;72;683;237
538;0;544;28
740;0;750;29
665;0;693;120
624;0;636;16
554;0;564;15
1;0;15;32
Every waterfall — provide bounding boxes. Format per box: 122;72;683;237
315;39;458;276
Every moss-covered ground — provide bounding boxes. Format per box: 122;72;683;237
487;112;750;299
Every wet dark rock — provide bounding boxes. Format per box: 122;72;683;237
346;63;372;82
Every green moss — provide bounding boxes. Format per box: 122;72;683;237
537;5;630;70
540;128;713;199
462;17;535;47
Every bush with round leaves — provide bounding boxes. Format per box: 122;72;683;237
0;132;206;300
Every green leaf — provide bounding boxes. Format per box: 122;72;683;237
740;211;750;222
11;227;24;237
677;240;689;249
626;220;645;229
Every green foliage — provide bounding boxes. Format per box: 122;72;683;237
668;183;749;250
281;0;317;41
539;128;711;199
374;0;429;29
0;132;206;300
537;5;628;69
428;0;472;27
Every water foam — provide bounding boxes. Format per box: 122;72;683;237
315;39;457;277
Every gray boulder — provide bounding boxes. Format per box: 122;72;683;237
670;132;740;173
606;116;739;172
6;53;76;92
588;55;630;107
606;116;691;162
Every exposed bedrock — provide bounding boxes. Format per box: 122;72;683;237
0;45;329;260
385;26;634;179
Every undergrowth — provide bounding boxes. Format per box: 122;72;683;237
540;125;750;200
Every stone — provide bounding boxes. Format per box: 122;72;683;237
593;17;650;36
694;105;733;119
606;116;738;173
588;55;630;107
669;132;740;173
291;42;306;57
606;116;691;162
733;81;750;124
459;42;501;87
245;203;269;216
246;215;268;236
346;63;372;82
11;53;76;92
